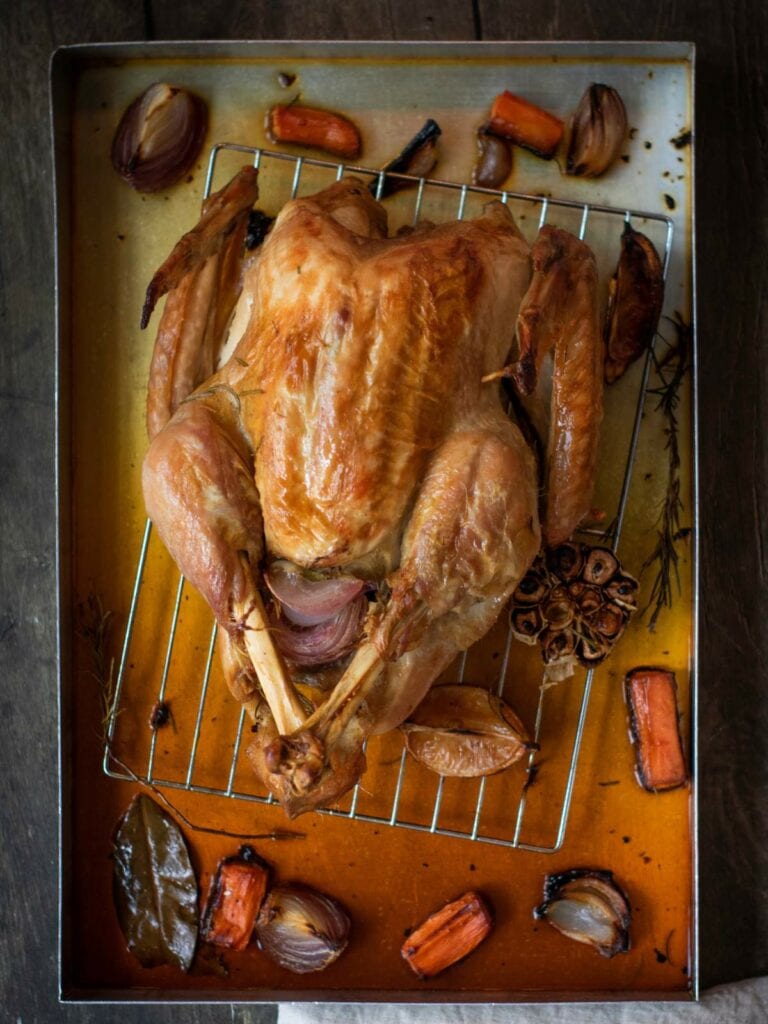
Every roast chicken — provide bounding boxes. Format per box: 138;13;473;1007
141;166;602;817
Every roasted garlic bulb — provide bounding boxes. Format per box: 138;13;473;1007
509;543;638;677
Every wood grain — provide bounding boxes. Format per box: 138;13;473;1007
1;0;767;1019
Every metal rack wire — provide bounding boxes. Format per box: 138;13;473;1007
104;143;674;853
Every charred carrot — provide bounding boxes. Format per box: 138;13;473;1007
625;668;688;792
267;104;362;160
402;891;493;979
201;847;271;950
487;91;564;159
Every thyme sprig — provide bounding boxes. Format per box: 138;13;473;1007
76;595;304;842
640;313;691;631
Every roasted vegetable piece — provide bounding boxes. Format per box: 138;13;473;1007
487;90;564;159
371;119;441;197
510;543;638;678
625;667;688;792
472;127;513;188
201;846;271;951
255;884;351;973
402;891;493;979
535;868;630;958
566;84;628;178
267;104;362;159
400;684;533;777
604;224;664;384
111;82;208;193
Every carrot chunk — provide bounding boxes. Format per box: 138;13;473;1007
201;848;271;951
401;891;493;979
625;667;688;792
488;91;564;159
267;104;362;160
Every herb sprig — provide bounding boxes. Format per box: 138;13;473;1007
640;313;691;630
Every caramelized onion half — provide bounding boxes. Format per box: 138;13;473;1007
255;884;351;973
111;82;208;192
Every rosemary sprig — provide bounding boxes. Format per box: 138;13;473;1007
76;595;304;842
640;313;691;631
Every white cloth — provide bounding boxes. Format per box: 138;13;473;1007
277;977;768;1024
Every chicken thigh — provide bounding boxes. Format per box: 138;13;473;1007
141;167;600;816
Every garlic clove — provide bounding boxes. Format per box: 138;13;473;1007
566;84;628;178
255;884;351;974
111;82;208;193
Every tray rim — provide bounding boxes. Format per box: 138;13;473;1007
52;37;698;1005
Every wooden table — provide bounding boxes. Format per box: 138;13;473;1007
1;2;766;1020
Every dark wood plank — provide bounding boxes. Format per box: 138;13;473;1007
478;0;768;989
147;0;475;41
2;0;768;1016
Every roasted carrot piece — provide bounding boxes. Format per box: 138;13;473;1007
625;667;688;792
201;847;271;951
267;104;362;160
401;891;493;979
488;91;564;159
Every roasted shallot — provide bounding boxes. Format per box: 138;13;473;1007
472;127;513;188
255;884;351;973
402;891;493;979
111;82;207;193
566;84;628;178
625;667;688;792
604;224;665;384
201;846;271;951
487;90;564;159
267;104;361;159
534;869;630;958
400;685;533;777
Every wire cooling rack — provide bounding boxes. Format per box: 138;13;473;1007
104;142;674;853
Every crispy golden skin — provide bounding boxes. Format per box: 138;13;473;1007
141;173;581;815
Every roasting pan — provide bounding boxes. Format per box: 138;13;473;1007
53;40;696;1003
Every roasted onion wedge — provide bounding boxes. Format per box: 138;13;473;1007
400;685;533;778
534;868;631;958
372;119;442;197
625;667;688;792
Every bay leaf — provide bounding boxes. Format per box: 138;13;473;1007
113;793;198;972
400;684;533;777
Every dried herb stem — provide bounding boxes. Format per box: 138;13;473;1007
640;313;691;630
77;594;304;843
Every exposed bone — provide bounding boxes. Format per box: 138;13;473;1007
265;642;383;793
235;590;307;735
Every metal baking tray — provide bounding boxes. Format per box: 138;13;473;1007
53;40;696;1003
